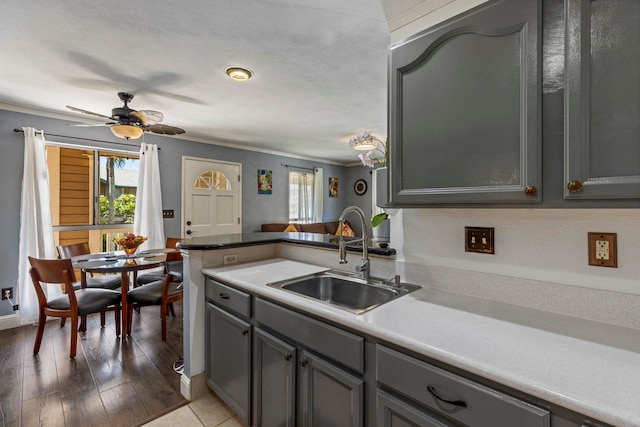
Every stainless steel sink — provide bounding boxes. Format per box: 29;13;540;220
267;270;420;314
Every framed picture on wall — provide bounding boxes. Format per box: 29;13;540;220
328;177;338;197
258;169;272;194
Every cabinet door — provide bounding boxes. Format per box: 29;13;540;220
253;328;296;427
564;0;640;199
298;350;363;427
205;303;251;424
377;390;452;427
388;0;541;204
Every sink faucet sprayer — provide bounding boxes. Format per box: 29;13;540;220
338;206;370;279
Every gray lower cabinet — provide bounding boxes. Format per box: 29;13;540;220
254;297;364;427
253;327;296;427
254;326;364;427
298;349;364;427
205;302;252;424
388;0;542;205
376;345;550;427
205;276;605;426
377;390;450;427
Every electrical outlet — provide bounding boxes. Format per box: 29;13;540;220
465;227;494;254
2;287;13;300
223;254;238;265
588;232;617;268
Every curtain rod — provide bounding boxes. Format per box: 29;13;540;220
12;128;160;150
281;163;315;171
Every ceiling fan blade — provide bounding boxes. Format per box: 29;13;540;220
138;110;164;123
147;124;185;135
66;105;115;120
68;122;116;127
130;110;164;126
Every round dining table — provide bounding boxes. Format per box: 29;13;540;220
72;249;175;335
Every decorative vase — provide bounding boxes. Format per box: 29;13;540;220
123;247;138;255
372;218;390;243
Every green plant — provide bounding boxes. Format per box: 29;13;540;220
371;212;389;228
99;193;137;224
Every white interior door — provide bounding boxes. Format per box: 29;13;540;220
182;157;241;237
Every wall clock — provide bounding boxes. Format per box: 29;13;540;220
354;179;367;195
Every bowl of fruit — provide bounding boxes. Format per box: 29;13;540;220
113;234;147;255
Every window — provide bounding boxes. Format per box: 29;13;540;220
46;145;139;252
288;170;314;223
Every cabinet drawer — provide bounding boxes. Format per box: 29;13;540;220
376;345;549;427
205;277;251;318
254;297;364;373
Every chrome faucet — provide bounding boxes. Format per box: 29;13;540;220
338;206;370;279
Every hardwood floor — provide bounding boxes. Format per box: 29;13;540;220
0;302;186;427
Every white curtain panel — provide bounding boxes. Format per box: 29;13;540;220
133;143;165;250
17;127;59;325
312;167;323;223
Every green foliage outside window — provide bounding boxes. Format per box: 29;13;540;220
100;194;136;224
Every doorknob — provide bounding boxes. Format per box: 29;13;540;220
186;230;195;235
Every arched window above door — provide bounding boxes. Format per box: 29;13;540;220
194;170;231;191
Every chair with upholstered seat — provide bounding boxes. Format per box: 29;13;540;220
127;273;183;341
136;237;183;286
56;242;122;290
28;256;121;358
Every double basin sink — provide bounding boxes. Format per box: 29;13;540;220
267;270;420;314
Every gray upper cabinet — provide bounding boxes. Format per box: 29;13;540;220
388;0;542;205
564;0;640;199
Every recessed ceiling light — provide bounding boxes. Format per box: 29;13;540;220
226;67;252;81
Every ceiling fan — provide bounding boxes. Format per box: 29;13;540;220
67;92;186;139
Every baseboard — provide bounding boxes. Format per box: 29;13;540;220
180;372;207;402
0;314;18;331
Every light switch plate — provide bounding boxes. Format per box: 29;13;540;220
465;227;494;254
588;232;617;268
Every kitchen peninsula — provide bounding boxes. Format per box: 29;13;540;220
177;233;639;427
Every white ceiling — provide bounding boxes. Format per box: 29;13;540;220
0;1;429;164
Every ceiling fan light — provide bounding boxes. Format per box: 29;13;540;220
111;124;143;140
352;141;378;150
226;67;252;81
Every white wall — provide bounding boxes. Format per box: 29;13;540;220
393;209;640;296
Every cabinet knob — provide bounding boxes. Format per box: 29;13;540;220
567;180;583;192
241;329;249;335
300;358;308;367
524;185;537;196
427;385;467;408
284;353;292;361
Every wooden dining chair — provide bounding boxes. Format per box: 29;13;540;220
28;256;122;358
136;237;183;286
56;242;122;290
126;273;183;341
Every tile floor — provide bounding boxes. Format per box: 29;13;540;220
142;389;247;427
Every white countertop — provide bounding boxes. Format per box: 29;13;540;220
203;258;640;427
